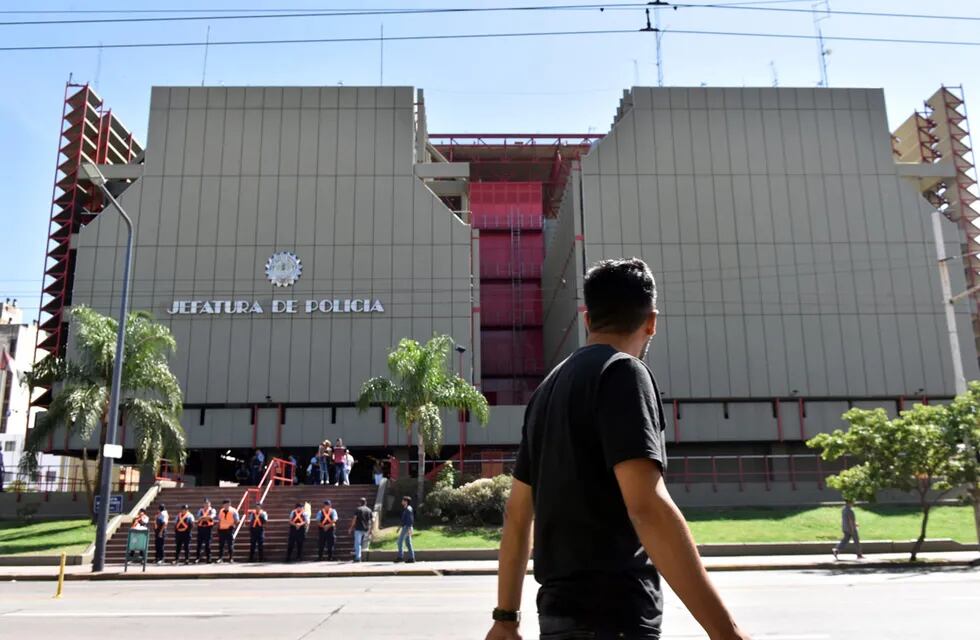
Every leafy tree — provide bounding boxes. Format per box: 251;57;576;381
20;306;186;517
357;335;489;506
941;382;980;557
808;404;959;561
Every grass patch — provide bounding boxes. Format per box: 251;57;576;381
371;505;975;550
372;525;501;550
0;519;95;556
685;505;974;544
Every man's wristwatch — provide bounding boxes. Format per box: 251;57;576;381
492;608;521;623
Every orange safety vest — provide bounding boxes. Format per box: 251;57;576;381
175;513;191;532
318;508;335;529
250;509;265;528
290;508;305;527
198;510;214;527
219;507;236;530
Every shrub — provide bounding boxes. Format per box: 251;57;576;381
424;474;512;525
434;461;456;490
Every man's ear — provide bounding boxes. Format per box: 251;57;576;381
584;311;592;332
648;311;658;337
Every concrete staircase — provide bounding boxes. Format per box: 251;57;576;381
105;485;377;564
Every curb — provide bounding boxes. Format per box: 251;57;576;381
1;559;975;582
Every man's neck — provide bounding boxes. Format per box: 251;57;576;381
586;333;639;358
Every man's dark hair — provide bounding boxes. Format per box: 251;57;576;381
583;258;658;334
402;496;412;505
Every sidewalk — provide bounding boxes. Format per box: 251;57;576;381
0;551;975;581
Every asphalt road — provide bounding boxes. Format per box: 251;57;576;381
0;568;976;639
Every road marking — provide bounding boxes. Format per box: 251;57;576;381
1;611;236;618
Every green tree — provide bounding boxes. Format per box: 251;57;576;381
20;306;186;517
808;404;959;561
356;335;489;506
941;381;980;558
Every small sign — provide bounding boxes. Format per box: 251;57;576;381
94;494;124;515
102;443;123;459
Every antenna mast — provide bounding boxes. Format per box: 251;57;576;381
812;1;831;87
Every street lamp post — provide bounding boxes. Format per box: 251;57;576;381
455;345;467;474
80;163;135;573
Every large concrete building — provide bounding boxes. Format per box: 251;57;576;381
34;83;980;496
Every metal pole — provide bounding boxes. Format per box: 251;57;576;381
931;211;968;395
91;169;135;573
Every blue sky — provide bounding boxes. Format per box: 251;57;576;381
2;0;978;321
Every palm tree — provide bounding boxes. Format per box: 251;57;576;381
357;334;489;506
21;305;186;517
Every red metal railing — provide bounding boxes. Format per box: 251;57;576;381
232;457;295;539
404;454;854;489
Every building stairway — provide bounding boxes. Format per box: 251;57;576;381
105;485;377;564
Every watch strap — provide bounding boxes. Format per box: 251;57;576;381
492;608;521;623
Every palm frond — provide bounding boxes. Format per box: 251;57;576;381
417;402;443;456
125;398;187;468
356;377;401;411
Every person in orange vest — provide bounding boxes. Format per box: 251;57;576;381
216;498;240;563
153;504;169;565
172;504;195;564
195;498;217;564
131;508;149;530
247;502;269;563
285;501;309;562
316;499;338;561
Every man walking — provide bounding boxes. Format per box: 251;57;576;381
216;498;239;563
316;499;338;561
172;504;194;564
832;500;865;560
285;501;309;562
153;504;168;565
348;497;373;563
248;502;268;562
395;496;416;563
485;259;749;640
195;498;216;564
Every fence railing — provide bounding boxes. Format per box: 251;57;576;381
232;457;295;540
399;453;852;492
1;464;142;495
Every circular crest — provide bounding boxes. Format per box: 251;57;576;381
265;251;302;287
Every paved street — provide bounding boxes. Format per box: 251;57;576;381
0;568;976;639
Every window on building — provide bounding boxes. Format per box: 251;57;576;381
3;440;15;452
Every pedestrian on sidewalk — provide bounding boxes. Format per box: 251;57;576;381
195;498;216;563
316;499;339;561
173;504;194;564
250;449;265;485
344;450;355;486
248;502;268;562
286;501;309;562
153;504;168;564
485;259;749;640
395;496;416;563
348;497;374;563
832;500;865;560
216;498;240;563
318;440;332;485
307;454;320;485
372;457;384;486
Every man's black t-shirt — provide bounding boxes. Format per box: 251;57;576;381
513;344;667;633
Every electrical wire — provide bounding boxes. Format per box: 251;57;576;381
673;2;980;23
3;26;980;53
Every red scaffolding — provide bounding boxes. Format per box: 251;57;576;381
33;81;143;408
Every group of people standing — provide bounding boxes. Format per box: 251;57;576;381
310;438;353;486
131;495;380;564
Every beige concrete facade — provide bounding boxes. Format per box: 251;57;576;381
541;87;980;444
68;86;487;449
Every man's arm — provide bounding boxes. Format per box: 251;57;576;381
485;478;533;640
614;458;749;640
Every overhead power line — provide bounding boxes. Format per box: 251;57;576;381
3;26;980;53
2;1;977;27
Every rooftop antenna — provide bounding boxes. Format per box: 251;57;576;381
812;1;831;87
380;23;384;85
770;61;779;87
201;25;211;86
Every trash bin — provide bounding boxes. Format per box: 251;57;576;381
124;529;149;573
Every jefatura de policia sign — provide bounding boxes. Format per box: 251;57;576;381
167;298;385;315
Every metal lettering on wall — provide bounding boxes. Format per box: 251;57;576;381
166;299;385;315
